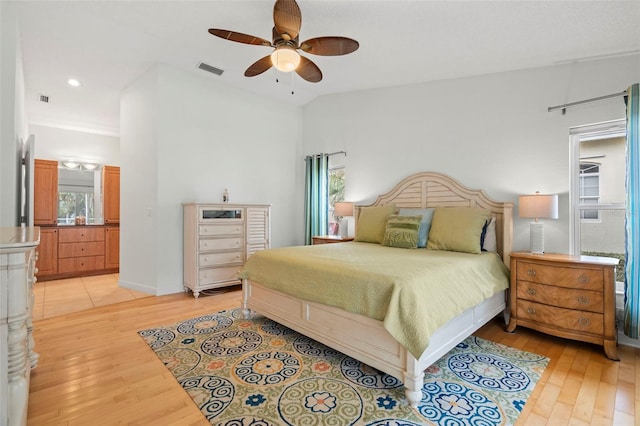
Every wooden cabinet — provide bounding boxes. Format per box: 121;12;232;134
183;203;270;298
36;227;58;277
33;225;119;280
33;159;58;225
105;226;120;269
507;251;619;360
57;227;105;274
103;165;120;224
312;235;355;245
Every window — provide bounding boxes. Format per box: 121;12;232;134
579;162;600;221
58;191;95;224
328;166;345;231
570;119;626;282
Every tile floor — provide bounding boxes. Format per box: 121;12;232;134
32;273;152;321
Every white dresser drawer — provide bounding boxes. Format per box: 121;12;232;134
199;251;243;267
199;224;244;237
199;237;243;252
199;266;242;285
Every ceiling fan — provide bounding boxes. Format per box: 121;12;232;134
208;0;359;83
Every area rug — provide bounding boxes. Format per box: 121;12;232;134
138;309;548;425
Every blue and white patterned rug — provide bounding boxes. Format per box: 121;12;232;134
138;309;548;425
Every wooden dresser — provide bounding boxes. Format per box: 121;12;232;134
183;203;270;298
1;227;39;426
507;251;619;360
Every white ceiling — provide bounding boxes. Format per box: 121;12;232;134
16;0;640;136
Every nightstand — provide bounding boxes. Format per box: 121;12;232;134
506;251;620;360
312;235;355;245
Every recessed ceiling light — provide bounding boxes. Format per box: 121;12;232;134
67;78;81;87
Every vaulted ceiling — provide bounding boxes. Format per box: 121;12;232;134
16;1;640;136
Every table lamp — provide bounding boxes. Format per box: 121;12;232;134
334;202;354;236
519;192;558;254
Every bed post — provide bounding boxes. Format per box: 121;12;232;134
404;356;423;408
241;279;252;319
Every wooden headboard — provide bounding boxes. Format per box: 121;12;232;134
354;172;513;267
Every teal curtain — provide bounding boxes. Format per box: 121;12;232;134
624;83;640;338
304;154;329;245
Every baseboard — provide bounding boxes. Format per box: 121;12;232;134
618;331;640;349
119;279;156;295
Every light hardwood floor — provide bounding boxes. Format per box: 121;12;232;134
32;274;151;320
28;286;639;425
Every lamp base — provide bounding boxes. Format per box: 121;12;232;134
529;221;545;254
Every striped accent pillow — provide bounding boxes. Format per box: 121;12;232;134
382;215;423;249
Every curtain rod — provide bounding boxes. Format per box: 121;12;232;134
304;151;346;161
548;90;628;114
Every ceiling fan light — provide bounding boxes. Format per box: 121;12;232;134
271;46;300;72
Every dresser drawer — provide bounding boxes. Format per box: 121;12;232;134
58;227;105;243
58;256;105;273
58;242;105;258
199;237;243;252
199;224;244;237
516;281;603;313
199;251;243;267
199;266;242;285
517;299;603;335
516;261;603;291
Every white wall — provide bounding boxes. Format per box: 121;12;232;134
120;64;302;295
302;55;640;255
31;124;120;167
0;2;28;227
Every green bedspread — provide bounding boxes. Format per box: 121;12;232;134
238;242;509;359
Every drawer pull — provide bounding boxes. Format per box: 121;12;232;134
578;317;590;326
526;288;537;296
577;274;590;284
527;307;536;315
577;296;589;305
527;269;537;276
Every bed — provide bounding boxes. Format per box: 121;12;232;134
239;172;513;407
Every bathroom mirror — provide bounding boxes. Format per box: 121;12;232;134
58;167;103;225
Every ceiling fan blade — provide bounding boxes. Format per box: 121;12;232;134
208;29;272;47
296;56;322;83
273;0;302;41
299;36;359;56
245;55;274;77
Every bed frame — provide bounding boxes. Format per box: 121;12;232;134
242;172;513;407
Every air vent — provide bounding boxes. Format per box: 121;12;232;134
39;94;50;103
198;62;224;76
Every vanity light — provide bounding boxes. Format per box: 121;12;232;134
82;163;98;171
61;160;80;169
67;78;81;87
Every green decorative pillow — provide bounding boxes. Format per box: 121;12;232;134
382;215;423;249
399;208;435;248
354;205;396;244
426;207;492;254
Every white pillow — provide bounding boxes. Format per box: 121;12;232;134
482;217;497;252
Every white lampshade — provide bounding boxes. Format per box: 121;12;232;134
519;193;559;220
519;192;558;254
271;46;301;72
334;202;354;217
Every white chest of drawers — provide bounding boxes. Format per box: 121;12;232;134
183;203;270;298
1;227;39;426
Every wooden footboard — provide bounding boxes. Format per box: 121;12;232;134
242;279;506;407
